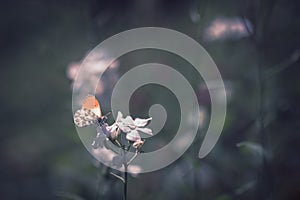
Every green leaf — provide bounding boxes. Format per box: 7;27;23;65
237;141;264;157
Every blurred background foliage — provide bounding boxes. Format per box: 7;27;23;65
0;0;300;199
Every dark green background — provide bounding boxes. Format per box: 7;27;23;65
0;0;299;199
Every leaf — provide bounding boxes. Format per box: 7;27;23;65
55;191;86;200
235;181;255;195
109;172;125;183
237;141;264;157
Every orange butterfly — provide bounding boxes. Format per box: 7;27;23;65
73;95;110;127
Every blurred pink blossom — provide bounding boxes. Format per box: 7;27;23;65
66;51;119;92
67;50;120;108
66;62;80;80
92;147;116;164
204;17;252;41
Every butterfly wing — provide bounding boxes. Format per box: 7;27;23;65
82;95;102;117
73;108;99;127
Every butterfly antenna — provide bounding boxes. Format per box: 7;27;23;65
104;111;112;117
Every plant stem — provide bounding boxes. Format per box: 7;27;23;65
123;163;128;200
127;150;138;165
110;172;125;183
122;147;129;200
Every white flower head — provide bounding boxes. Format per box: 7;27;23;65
115;111;152;142
97;123;121;140
106;123;121;140
126;130;141;142
132;139;144;149
92;125;112;149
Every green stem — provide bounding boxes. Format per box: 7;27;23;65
110;172;125;183
127;150;138;165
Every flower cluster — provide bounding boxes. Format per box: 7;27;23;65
115;112;152;148
204;17;251;41
91;111;152;177
93;111;152;151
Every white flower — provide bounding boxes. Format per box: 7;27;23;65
115;111;152;142
92;123;121;148
132;140;144;149
106;123;121;140
97;123;121;140
136;127;152;135
92;131;108;149
126;130;141;142
98;124;110;137
134;117;152;127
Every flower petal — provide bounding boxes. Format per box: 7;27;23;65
134;117;152;127
117;123;131;133
116;111;123;123
121;116;135;128
99;124;111;137
106;123;118;132
133;140;144;148
126;130;141;142
107;124;121;139
92;132;107;149
137;127;153;135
